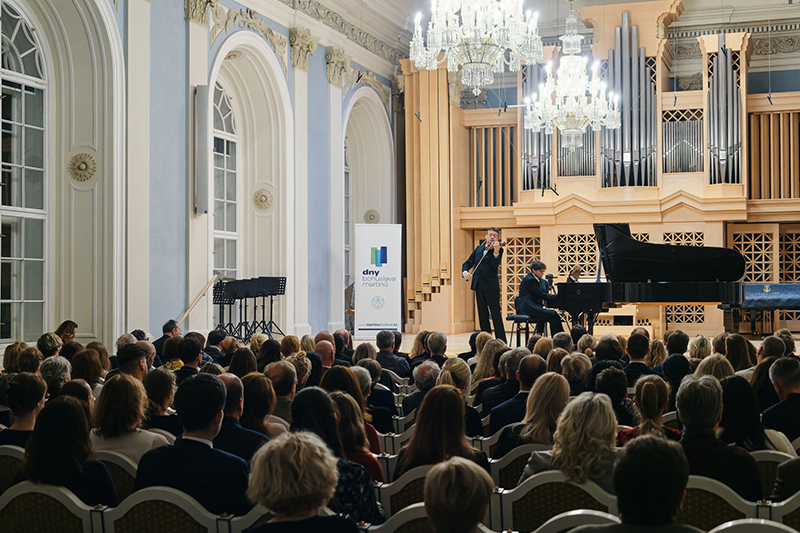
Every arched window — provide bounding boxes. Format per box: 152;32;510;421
212;82;239;281
1;0;46;342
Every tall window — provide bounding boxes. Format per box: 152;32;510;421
1;1;46;342
212;82;238;281
344;139;351;287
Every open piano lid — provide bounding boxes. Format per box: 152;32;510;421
593;223;746;283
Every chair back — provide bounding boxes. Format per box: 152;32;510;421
375;454;400;483
708;518;800;533
228;504;275;533
0;445;24;495
380;426;416;455
534;509;621;533
662;411;682;432
481;414;491;435
0;481;96;533
359;502;433;533
94;450;138;502
673;475;759;532
472;425;508;455
145;428;176;445
374;464;434;517
488;444;551;489
392;409;416;434
751;450;793;500
101;486;221;533
769;488;800;530
491;470;617;533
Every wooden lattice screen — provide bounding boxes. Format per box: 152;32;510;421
663;232;706;325
557;233;598;277
748;112;800;200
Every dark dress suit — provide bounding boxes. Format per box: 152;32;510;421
489;391;528;435
134;437;253;516
16;461;118;507
462;244;507;343
305;351;324;387
367;404;394;435
402;389;427;415
174;365;199;385
213;417;269;463
473;377;503;407
368;387;398;417
762;393;800;442
771;456;800;501
481;379;520;417
515;273;563;334
376;350;411;378
465;404;484;437
624;361;662;387
153;334;169;356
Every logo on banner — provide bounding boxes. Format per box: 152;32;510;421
371;246;388;267
371;296;385;310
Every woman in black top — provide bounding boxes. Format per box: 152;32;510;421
246;431;358;533
142;368;183;437
17;396;118;507
0;373;47;448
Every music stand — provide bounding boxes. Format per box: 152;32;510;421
258;276;286;338
212;281;236;335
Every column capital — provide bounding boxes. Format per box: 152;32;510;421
289;27;320;72
326;47;351;87
185;0;210;25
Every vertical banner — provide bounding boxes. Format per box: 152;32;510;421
355;224;402;340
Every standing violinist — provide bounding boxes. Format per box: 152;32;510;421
462;227;507;343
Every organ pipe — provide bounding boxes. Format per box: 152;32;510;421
709;34;742;184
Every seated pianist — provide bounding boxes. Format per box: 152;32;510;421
515;260;564;335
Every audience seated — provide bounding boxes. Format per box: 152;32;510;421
266;360;297;424
394;385;489;478
719;375;796;455
175;337;203;384
280;335;301;359
725;334;753;372
763;356;800;442
409;330;431;363
571;435;702;533
0;373;46;447
330;391;384;482
199;361;225;374
60;341;84;362
153;319;180;357
115;343;149;381
490;353;546;434
340;329;357;363
562;352;592;396
676;375;762;501
518;392;618;493
142;367;183;437
438;358;483;437
70;349;103;398
257;339;282;372
424;456;494;533
469;331;493;368
161;335;184;371
688;334;712;361
662;354;692;412
241;372;287;439
17;347;43;374
214;373;269;463
694;353;735;380
202;328;226;363
645;338;667;368
246;431;359;532
751;355;781;412
300;334;316;353
59;379;94;420
545;347;568;374
577;334;596;358
402;360;440;414
595;367;636;426
375;330;410;378
665;330;690;360
624;333;661;386
36;333;62;359
410;331;448;370
39;355;70;398
290;387;386;524
248;333;268;355
285;352;311;391
351;366;394;435
353;363;397;417
90;374;170;462
17;396;118;506
472;339;509;406
482;347;530;415
618;375;680;446
320;366;382;451
458;331;480;364
228;348;258;378
771;456;800;502
134;373;252;516
493;370;568;459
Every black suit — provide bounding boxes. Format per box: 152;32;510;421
367;405;394;434
213;417;269;463
368;387;398;417
515;273;563;334
481;379;520;416
473;377;503;407
153;334;169;356
376;350;410;378
462;244;507;343
762;393;800;442
134;437;253;516
771;456;800;501
624;361;662;387
489;391;528;435
305;351;324;387
402;389;427;414
174;366;199;385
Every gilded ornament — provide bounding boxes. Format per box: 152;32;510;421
253;188;275;212
68;153;97;182
363;209;380;224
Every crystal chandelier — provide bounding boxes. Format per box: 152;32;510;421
523;0;620;151
410;0;543;96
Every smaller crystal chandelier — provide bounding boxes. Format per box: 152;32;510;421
523;0;620;151
410;0;543;96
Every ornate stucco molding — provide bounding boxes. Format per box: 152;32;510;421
676;72;703;91
326;47;352;87
210;4;289;73
753;35;800;56
68;153;97;182
289;28;320;72
343;69;391;111
185;0;209;24
253;187;276;213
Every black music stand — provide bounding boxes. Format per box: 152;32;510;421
259;276;286;338
212;281;236;335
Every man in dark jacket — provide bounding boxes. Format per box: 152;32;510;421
462;227;507;343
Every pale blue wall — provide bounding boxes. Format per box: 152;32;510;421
149;0;188;333
749;70;800;93
307;46;331;332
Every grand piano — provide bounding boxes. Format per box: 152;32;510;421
548;223;746;333
720;283;800;335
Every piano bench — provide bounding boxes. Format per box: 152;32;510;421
507;315;533;348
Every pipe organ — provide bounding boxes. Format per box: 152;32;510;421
521;64;552;190
707;34;743;185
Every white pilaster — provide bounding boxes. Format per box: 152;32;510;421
293;67;312;336
328;82;345;332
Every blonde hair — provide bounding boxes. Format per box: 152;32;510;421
285;352;311;387
438;358;472;398
688;335;712;360
546;348;569;374
694;354;735;380
634;375;670;435
248;431;338;515
577;334;596;357
249;333;269;355
474;332;493;361
473;339;507;381
424;457;494;533
521;372;570;444
561;353;592;385
645;340;667;368
551;392;617;484
532;337;553;358
299;334;316;353
410;331;431;359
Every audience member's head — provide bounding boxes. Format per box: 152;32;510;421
776;330;796;356
7;372;47;418
411;331;432;358
163;336;182;362
134;340;155;369
332;333;345;359
143;367;176;419
115;334;136;354
280;336;301;358
248;333;269;355
319;366;371;423
676;375;723;430
570;325;588;348
256;339;282;371
130;329;147;341
424;456;494;533
719;375;768;450
199;362;225;375
335;329;353;350
353;342;377;364
207;328;227;348
427;331;447;356
116;343;148;380
688;335;712;360
662;353;692;391
438;358;472;398
70;349;103;388
162;319;180;337
475;332;493;359
413;360;441;393
760;335;786;362
350;366;373;398
577;334;596;357
266;360;298;399
315;340;335;367
219;373;244;416
531;337;553;359
645;339;667;368
174;374;226;435
594;338;624;361
552;332;573;352
474;339;508;381
725;334;752;371
314;331;335;346
330;391;370;457
521;372;569;445
59;379;94;417
633;375;669;436
357;359;383;389
392;330;403;353
614;435;690;526
247;431;338;520
769;356;800;401
285;352;311;389
37;333;62;359
17;347;43;373
290;387;342;457
518;354;547;390
184;331;206;351
241;372;277;434
666;330;689;355
626;333;649;361
712;332;729;355
178;337;203;368
630;326;650;340
545;348;568;374
694;353;735;380
54;320;79;345
504;347;531;382
39;356;71;398
595;366;628;407
227;348;258;379
376;330;395;352
299;334;316;353
551;392;617;484
93;374;147;439
560;353;591;389
219;336;239;356
2;342;28;373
